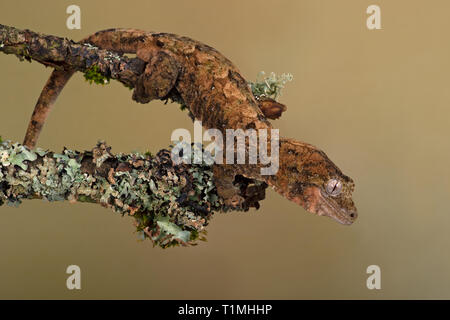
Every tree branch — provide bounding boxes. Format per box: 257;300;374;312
0;24;145;89
0;139;266;248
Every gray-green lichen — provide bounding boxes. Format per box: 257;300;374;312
249;71;293;99
0;140;244;248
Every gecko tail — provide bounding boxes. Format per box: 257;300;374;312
82;28;148;54
23;69;75;149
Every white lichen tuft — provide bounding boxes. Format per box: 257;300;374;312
249;71;293;99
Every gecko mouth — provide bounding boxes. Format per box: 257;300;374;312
306;187;357;225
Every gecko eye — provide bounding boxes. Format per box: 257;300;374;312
325;179;342;196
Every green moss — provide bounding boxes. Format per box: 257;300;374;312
144;150;153;158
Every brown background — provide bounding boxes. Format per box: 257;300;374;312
0;0;449;299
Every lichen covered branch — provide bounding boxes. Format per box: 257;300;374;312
0;139;267;248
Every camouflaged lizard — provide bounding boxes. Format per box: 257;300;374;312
22;28;358;225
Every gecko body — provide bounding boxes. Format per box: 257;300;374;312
23;29;357;225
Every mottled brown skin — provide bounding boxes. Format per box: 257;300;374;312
23;28;357;225
266;139;357;224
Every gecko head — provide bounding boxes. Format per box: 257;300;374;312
278;139;358;225
303;175;358;225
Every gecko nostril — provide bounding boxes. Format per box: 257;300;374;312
349;213;355;218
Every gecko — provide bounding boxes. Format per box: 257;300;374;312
22;28;358;225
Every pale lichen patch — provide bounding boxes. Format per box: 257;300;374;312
0;140;261;248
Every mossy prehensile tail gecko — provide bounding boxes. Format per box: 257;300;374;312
22;28;357;225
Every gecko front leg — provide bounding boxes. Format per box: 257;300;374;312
213;164;244;208
213;164;267;210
